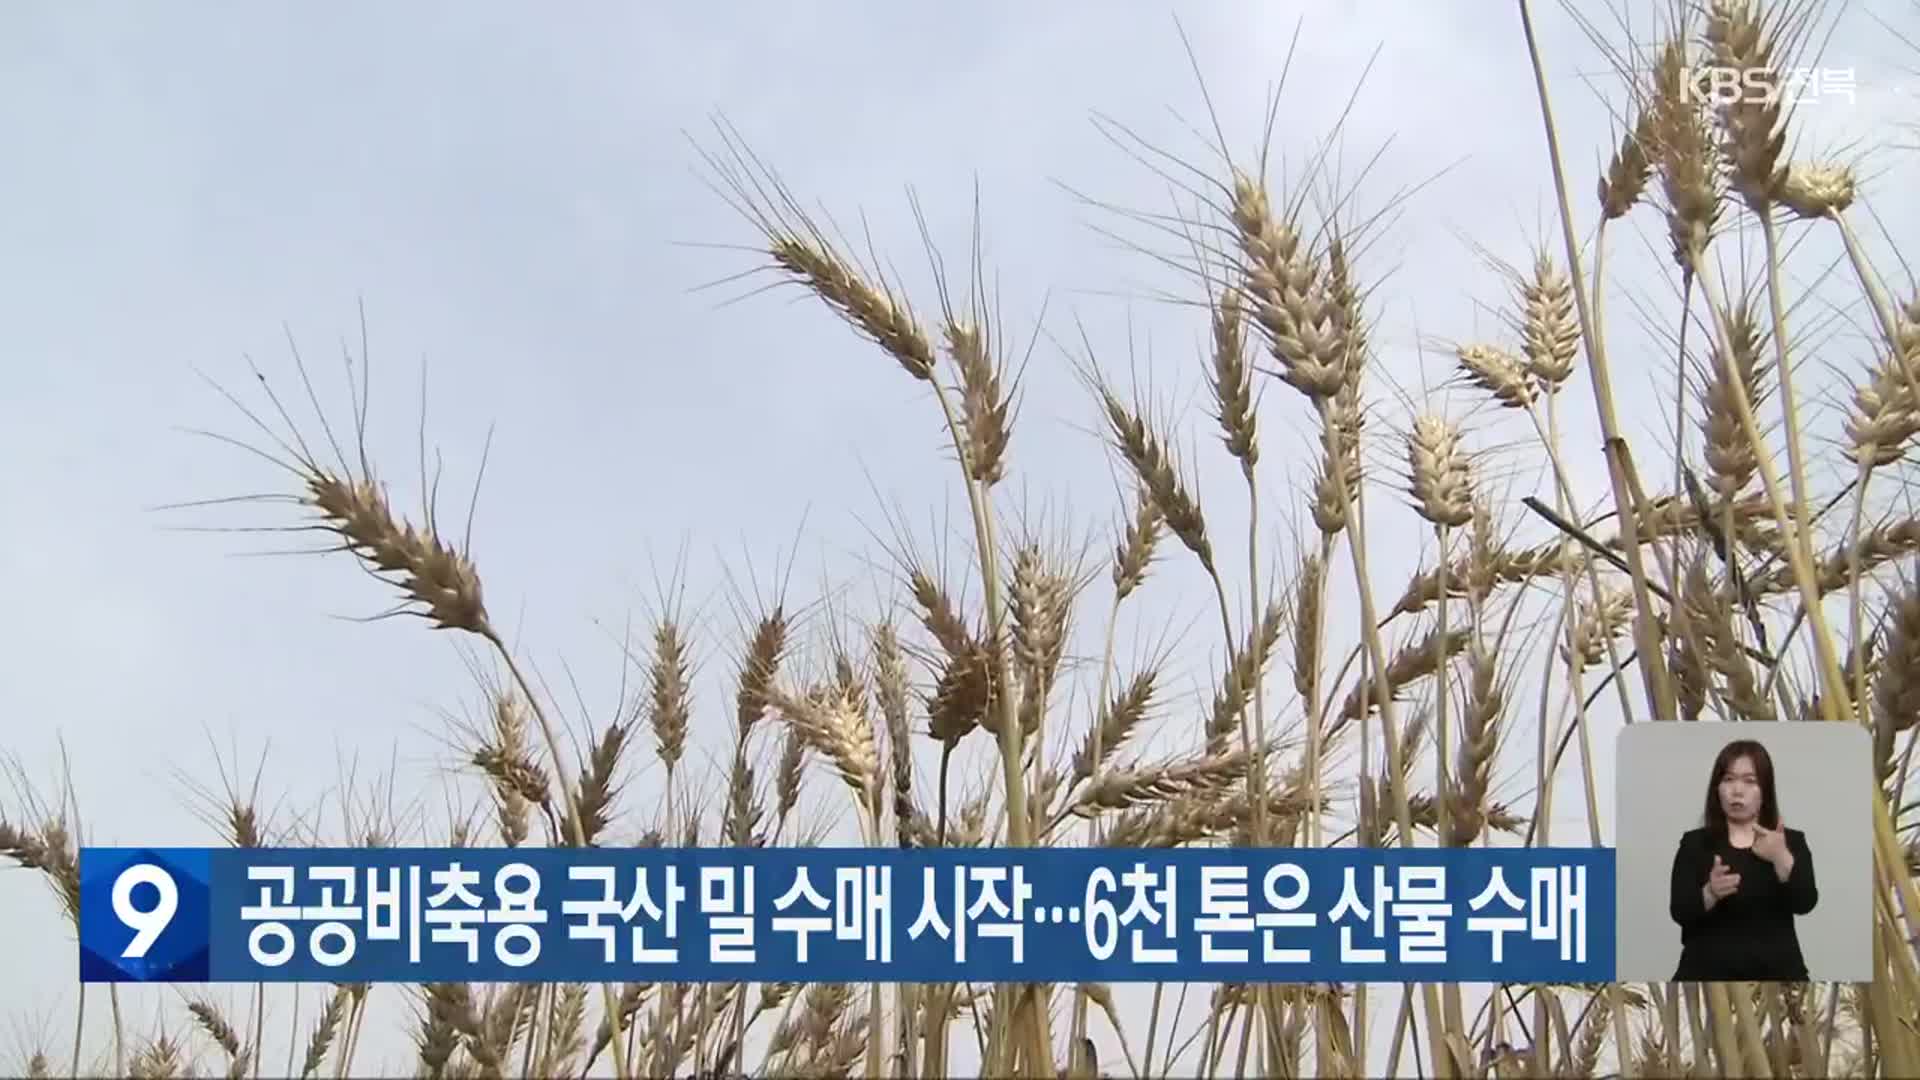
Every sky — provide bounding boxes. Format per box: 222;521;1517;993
3;0;1919;1075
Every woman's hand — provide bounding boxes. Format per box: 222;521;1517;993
1752;821;1795;878
1702;854;1740;910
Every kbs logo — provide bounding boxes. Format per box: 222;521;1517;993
1680;66;1857;107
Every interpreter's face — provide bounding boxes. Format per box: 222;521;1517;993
1718;755;1761;825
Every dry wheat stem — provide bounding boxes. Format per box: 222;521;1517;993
479;639;634;1080
922;344;1048;1073
1297;543;1332;850
1306;386;1449;1075
1693;253;1920;1008
1519;8;1702;1071
243;402;640;1080
1431;523;1457;847
1213;273;1281;1072
1720;119;1920;1080
1516;0;1676;738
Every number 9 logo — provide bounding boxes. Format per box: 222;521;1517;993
112;863;179;959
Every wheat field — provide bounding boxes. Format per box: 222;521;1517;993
5;0;1920;1076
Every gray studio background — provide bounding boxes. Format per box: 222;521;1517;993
1614;722;1874;983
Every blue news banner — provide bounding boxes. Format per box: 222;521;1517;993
78;846;1615;985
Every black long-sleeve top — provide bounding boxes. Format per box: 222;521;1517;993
1668;825;1818;982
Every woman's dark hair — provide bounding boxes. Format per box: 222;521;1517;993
1702;737;1781;836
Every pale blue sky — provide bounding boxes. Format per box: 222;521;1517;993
4;1;1917;1074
